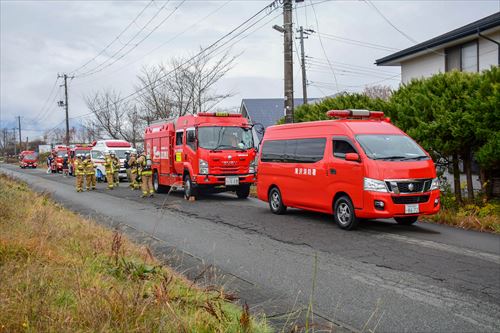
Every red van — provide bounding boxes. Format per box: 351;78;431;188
256;109;440;230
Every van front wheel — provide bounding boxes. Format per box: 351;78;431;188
269;187;286;215
334;196;359;230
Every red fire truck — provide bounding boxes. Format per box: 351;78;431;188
68;144;93;176
19;150;38;168
53;145;68;172
144;112;257;199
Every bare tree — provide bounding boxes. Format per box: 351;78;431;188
136;50;237;120
363;85;393;101
84;90;129;140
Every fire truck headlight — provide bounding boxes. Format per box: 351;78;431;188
430;178;440;191
363;177;388;193
199;159;209;175
249;159;256;174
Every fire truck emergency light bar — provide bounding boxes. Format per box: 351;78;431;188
326;109;385;119
197;112;242;117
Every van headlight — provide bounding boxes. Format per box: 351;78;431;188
364;177;388;193
430;178;440;191
199;159;209;175
249;159;256;174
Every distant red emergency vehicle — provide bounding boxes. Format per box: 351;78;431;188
257;109;440;230
68;144;93;176
53;145;68;172
144;112;257;199
19;150;38;168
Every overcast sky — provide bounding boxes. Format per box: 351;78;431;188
1;0;498;140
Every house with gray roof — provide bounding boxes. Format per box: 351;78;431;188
376;12;499;84
240;98;321;129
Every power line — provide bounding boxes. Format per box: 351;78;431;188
70;0;155;76
313;31;400;52
69;0;281;121
76;0;181;78
31;77;60;123
72;0;232;88
363;0;418;44
309;0;339;92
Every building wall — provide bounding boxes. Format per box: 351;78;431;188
401;52;446;84
479;30;500;71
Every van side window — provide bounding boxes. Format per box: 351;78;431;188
333;140;357;159
186;130;196;150
261;138;325;163
175;131;183;146
294;138;326;163
261;140;286;162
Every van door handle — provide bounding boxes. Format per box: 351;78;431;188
330;168;336;175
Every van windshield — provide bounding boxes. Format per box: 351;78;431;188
356;134;429;161
198;126;253;151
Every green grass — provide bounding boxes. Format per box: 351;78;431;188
0;174;271;332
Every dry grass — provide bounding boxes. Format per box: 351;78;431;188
427;208;500;233
0;174;271;333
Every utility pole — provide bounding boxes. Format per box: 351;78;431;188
296;26;314;105
12;128;17;155
57;73;74;146
283;0;294;123
17;116;22;151
26;136;29;150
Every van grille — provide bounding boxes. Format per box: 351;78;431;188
386;179;432;194
392;195;429;204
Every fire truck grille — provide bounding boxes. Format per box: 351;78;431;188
392;195;430;204
386;179;432;193
212;166;242;173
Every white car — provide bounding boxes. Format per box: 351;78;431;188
90;140;136;182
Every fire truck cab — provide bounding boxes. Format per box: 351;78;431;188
53;145;68;172
68;144;93;176
144;112;257;199
19;150;38;168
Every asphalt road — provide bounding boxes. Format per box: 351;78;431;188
2;164;500;333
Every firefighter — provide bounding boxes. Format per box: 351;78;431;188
110;151;120;187
103;151;115;190
74;154;85;192
128;151;139;190
137;152;153;197
84;154;96;191
124;151;131;185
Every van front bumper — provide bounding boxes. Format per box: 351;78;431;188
194;174;257;186
357;190;440;219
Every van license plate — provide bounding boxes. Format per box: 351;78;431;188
405;204;419;214
225;176;239;186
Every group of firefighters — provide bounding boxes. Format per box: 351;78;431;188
72;150;154;197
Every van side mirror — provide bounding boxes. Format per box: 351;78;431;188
345;153;360;162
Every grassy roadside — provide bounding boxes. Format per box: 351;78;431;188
0;174;271;332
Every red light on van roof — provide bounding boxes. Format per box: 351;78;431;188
198;112;242;118
326;109;385;119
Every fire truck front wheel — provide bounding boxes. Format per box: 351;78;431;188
236;184;251;199
184;174;197;200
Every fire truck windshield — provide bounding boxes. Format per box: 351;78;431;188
57;151;66;157
24;154;36;160
198;126;253;151
75;150;88;156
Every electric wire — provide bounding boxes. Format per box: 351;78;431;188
70;0;155;76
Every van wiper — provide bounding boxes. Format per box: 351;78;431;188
373;155;407;160
404;155;429;160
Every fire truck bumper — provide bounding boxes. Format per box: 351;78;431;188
194;174;256;186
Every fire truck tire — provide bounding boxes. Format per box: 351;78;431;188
333;195;359;230
394;216;418;225
153;172;170;193
268;187;287;215
184;174;197;200
236;184;250;199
